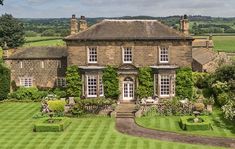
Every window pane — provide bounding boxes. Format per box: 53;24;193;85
160;75;170;96
123;47;132;62
89;47;97;63
160;47;169;63
87;76;97;97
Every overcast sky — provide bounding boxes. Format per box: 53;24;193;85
0;0;235;18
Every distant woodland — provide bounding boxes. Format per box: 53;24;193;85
20;15;235;37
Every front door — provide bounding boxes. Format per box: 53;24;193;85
123;79;134;101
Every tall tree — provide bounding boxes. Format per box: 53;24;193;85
0;0;3;5
0;14;25;48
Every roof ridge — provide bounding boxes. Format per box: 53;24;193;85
103;19;159;22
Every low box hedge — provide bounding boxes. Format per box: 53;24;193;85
179;116;211;131
34;117;71;132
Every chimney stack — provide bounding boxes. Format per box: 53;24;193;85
180;14;189;35
70;14;78;35
79;16;88;32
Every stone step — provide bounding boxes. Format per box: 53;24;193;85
116;112;135;118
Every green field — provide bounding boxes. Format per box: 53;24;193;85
212;36;235;52
24;37;65;47
136;109;235;139
0;102;225;149
23;36;235;52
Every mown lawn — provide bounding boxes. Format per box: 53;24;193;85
136;109;235;139
0;102;225;149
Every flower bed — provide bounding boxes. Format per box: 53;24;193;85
33;117;71;132
179;116;211;131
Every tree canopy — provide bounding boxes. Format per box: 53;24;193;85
0;14;25;48
0;0;3;5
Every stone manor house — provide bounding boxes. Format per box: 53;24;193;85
3;15;218;101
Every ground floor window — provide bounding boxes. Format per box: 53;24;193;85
56;78;66;87
19;77;33;87
86;75;104;98
158;74;175;97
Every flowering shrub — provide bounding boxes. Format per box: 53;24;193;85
222;101;235;120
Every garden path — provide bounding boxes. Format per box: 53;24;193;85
115;118;235;148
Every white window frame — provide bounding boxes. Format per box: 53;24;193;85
87;75;97;98
159;47;169;63
122;47;132;63
41;61;45;69
99;77;104;97
19;77;33;87
20;61;23;69
87;47;98;64
159;75;170;97
56;78;66;87
158;74;175;98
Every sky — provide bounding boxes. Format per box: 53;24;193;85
0;0;235;18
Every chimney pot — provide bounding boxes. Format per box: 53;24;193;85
81;16;85;20
72;14;76;19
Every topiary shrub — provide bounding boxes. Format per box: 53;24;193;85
47;100;66;113
176;67;193;99
194;103;205;112
33;117;71;132
136;67;153;99
66;65;82;98
102;66;120;99
179;116;211;131
0;64;10;100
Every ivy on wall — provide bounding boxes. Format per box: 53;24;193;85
136;67;154;99
176;67;193;99
0;64;10;100
102;66;120;99
66;65;82;97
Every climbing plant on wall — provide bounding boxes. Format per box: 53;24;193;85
0;64;10;100
66;65;82;97
136;67;154;99
176;67;193;99
102;66;120;99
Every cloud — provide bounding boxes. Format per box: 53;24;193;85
0;0;235;18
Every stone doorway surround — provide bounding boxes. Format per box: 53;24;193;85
117;64;138;102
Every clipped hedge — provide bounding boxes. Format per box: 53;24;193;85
33;117;71;132
179;116;211;131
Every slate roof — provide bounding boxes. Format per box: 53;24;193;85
65;20;193;41
192;48;217;65
192;38;214;48
6;47;67;59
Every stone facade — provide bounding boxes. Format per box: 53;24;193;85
6;58;67;89
67;40;192;67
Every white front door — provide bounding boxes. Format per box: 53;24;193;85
123;81;134;101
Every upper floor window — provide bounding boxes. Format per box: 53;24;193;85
88;47;97;63
159;47;169;63
20;77;33;87
20;61;23;69
123;47;132;63
57;61;62;68
41;61;45;69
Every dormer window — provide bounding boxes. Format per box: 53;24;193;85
159;47;169;63
88;47;97;63
123;47;132;63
